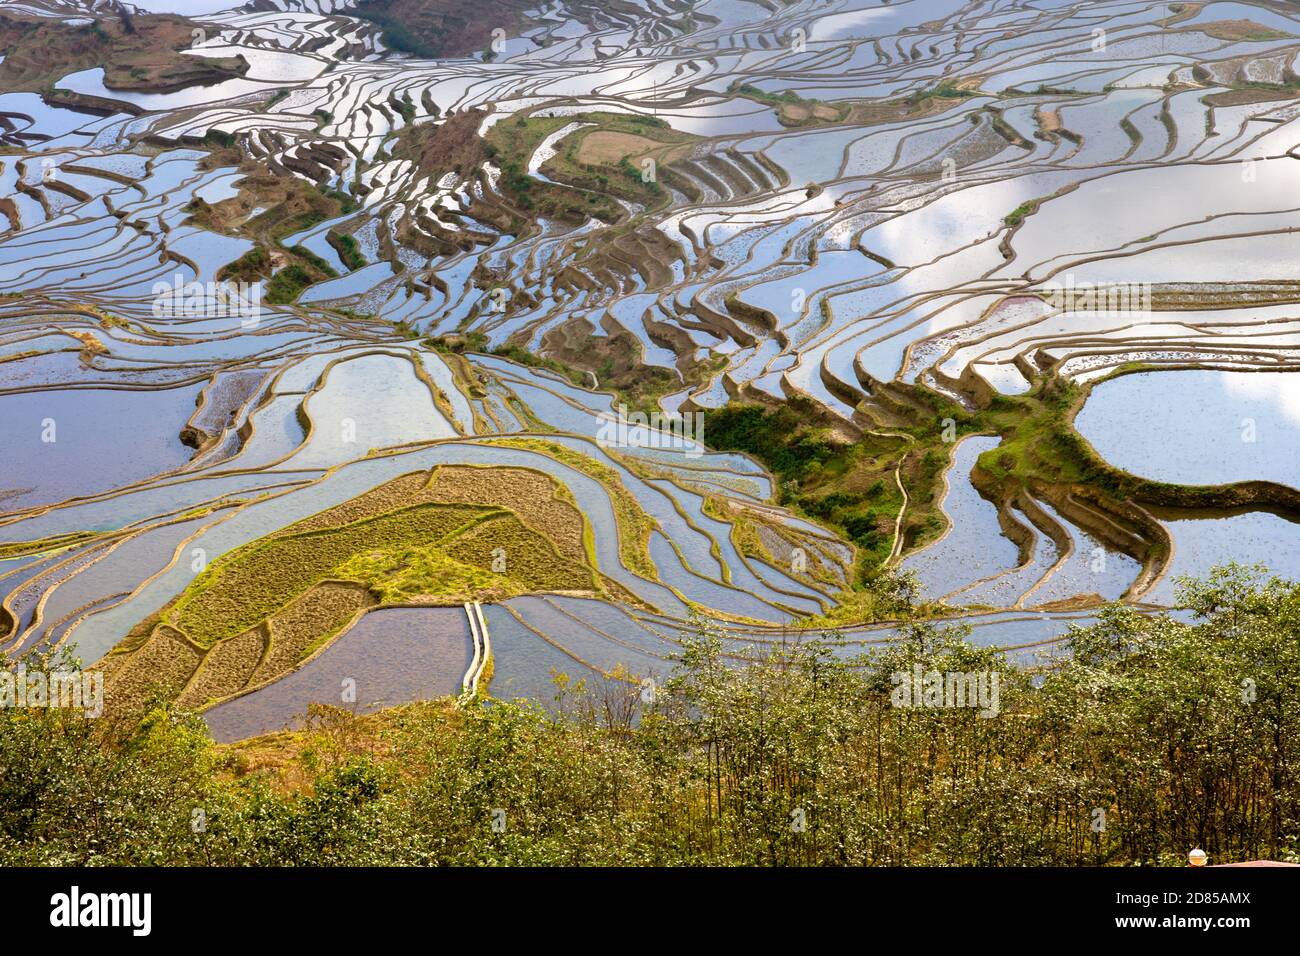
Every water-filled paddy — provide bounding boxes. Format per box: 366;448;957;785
902;437;1022;599
2;0;1299;734
1146;507;1300;605
1075;370;1300;489
203;606;473;742
0;385;202;513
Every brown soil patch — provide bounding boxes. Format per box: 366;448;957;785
1163;3;1203;27
1193;19;1291;41
1030;593;1105;612
576;130;667;165
538;314;681;412
280;471;435;536
177;626;267;709
0;12;246;94
249;581;374;687
1203;87;1300;107
105;624;203;718
445;513;593;592
1036;107;1062;133
427;465;587;564
353;0;535;59
396;107;489;178
199;174;345;249
184;173;356;286
780;102;841;124
844;92;970;127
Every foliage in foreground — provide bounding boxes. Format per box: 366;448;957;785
1;565;1298;866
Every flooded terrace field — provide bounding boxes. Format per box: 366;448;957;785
2;0;1299;736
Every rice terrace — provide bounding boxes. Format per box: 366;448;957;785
2;0;1300;884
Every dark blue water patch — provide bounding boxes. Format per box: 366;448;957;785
502;595;672;681
203;605;471;742
0;384;203;513
483;602;597;708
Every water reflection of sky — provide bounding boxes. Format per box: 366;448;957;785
809;0;968;41
1076;370;1300;489
1150;510;1300;605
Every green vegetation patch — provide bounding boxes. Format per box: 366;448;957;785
327;229;367;270
704;395;942;577
904;80;977;104
335;512;594;603
1004;196;1044;227
173;503;490;646
265;264;316;305
483;111;689;221
704;357;1253;591
447;513;595;592
11;567;1300;866
217;247;269;284
967;369;1299;518
430;331;589;390
490;437;660;581
288;245;339;279
167;462;611;650
733;83;848;126
704;359;1300;602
